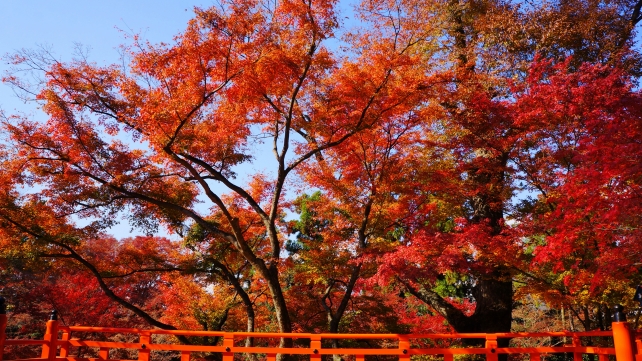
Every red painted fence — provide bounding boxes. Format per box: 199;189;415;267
1;309;640;361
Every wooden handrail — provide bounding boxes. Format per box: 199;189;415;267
0;313;637;361
55;326;616;338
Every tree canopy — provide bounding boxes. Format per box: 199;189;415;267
1;0;642;355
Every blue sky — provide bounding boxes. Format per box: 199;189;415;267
0;1;212;115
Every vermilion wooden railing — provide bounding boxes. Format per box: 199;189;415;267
1;304;639;361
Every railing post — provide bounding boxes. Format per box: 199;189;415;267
310;335;321;361
399;335;410;361
40;310;59;361
612;305;635;361
222;332;234;361
60;329;70;358
99;346;109;360
0;297;7;361
572;334;582;361
486;335;498;361
181;350;191;361
139;331;151;361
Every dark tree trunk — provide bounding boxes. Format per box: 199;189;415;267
405;150;513;358
450;273;513;348
265;263;293;344
408;0;515;355
325;265;361;361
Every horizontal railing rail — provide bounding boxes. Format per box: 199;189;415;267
1;305;638;361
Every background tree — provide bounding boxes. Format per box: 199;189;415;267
365;0;642;340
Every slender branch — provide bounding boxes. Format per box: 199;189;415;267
178;152;270;224
397;276;467;322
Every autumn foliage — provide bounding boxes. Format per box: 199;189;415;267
1;0;642;352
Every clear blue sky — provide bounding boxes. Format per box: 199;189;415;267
0;1;213;115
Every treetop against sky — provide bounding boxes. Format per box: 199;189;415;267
0;1;360;238
0;1;359;113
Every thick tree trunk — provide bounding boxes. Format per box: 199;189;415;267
265;263;293;341
450;273;513;348
405;275;512;346
462;151;513;350
446;3;513;339
406;147;513;357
